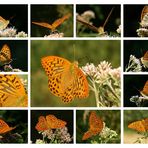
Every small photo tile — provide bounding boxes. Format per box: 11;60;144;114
76;110;121;143
31;110;73;144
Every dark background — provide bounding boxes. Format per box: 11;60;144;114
0;40;28;72
124;5;145;37
124;40;148;71
31;5;73;37
0;110;28;143
0;5;28;33
31;110;73;143
76;4;121;36
124;75;148;107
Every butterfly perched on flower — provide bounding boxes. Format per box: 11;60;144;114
0;44;12;66
0;119;16;134
128;118;148;132
32;13;71;33
35;114;67;131
76;7;114;35
41;56;89;103
0;74;28;107
0;16;9;31
82;111;103;140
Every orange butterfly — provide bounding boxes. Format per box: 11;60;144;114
0;44;12;66
128;118;148;132
141;51;148;68
141;6;148;21
77;7;114;35
0;119;16;134
41;56;89;103
0;16;9;31
82;111;103;140
140;80;148;97
32;13;71;32
35;114;67;132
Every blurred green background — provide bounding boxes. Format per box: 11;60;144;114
124;110;148;143
76;110;121;143
31;5;73;37
31;110;73;143
76;5;120;37
31;40;120;107
0;110;28;143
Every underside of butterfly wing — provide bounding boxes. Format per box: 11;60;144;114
141;6;148;21
46;114;67;129
140;80;148;96
0;16;9;31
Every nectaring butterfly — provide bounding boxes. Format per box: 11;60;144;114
0;44;12;66
41;56;89;103
35;114;67;131
0;119;15;134
77;7;114;35
141;51;148;68
0;16;9;31
32;13;71;32
128;118;148;132
0;74;28;107
140;80;148;97
141;6;148;21
82;111;103;140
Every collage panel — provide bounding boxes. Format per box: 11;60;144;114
76;4;121;37
0;40;28;72
124;74;148;107
31;4;73;37
76;110;121;144
0;110;28;143
124;110;148;144
124;40;148;72
0;74;28;107
31;40;120;107
31;110;73;144
0;4;28;37
124;5;148;37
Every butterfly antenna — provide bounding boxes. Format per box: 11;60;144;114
102;7;114;28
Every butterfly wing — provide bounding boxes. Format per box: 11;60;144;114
128;120;146;132
141;6;148;21
89;111;103;135
143;118;148;131
35;116;49;131
46;114;66;129
0;44;12;66
76;16;99;33
82;130;93;140
52;13;71;29
141;51;148;68
0;75;28;107
41;56;72;98
0;119;15;134
140;80;148;96
32;22;53;30
0;16;9;31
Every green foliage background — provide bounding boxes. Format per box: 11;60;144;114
76;110;120;143
31;40;120;107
